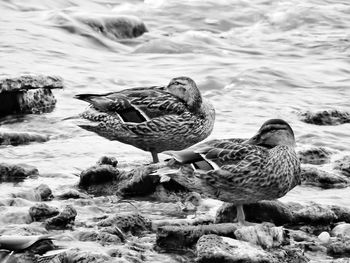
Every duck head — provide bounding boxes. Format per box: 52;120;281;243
166;77;202;111
246;119;296;148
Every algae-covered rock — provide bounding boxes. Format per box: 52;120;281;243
156;223;238;249
301;166;349;189
331;223;350;239
0;131;49;146
29;203;59;221
234;223;284;248
74;230;122;245
0;163;39;182
45;205;77;230
97;212;151;235
35;184;53;201
298;147;332;165
300;110;350;125
79;164;120;189
0;75;63;116
334;156;350;177
196;234;273;263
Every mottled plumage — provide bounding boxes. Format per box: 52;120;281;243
160;119;301;224
75;77;215;162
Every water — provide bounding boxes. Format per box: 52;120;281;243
0;0;350;258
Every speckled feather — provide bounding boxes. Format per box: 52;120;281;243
76;78;215;154
165;139;301;205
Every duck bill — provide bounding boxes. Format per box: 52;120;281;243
244;134;260;145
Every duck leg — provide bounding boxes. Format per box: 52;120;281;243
151;151;159;163
236;204;246;225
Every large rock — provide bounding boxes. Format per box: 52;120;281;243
156;223;238;249
300;110;350;125
234;223;284;248
0;75;63;116
327;239;350;257
0;131;49;146
29;203;59;221
334;156;350;177
297;147;332;165
73;230;122;245
196;234;273;263
301;166;349;189
97;212;151;235
75;14;148;40
45;205;77;230
0;163;39;182
331;223;350;239
216;201;350;226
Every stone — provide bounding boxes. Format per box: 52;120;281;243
234;223;284;248
216;201;294;226
301;166;349;189
74;14;148;40
156;223;238;249
45;205;77;230
293;202;337;224
300;110;350;125
0;131;49;146
36;248;111;263
334;156;350;177
331;223;350;239
329;205;350;222
97;212;151;235
318;231;331;244
327;239;350;257
74;230;122;245
0;75;63;116
29;203;59;221
196;234;273;263
57;189;90;199
79;164;120;189
0;163;39;182
297;147;332;165
35;184;53;201
97;156;118;167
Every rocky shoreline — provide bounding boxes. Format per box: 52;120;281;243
0;150;349;262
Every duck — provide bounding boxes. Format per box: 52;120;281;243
75;77;215;163
157;119;301;224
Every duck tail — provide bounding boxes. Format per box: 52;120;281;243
151;167;181;183
162;149;203;164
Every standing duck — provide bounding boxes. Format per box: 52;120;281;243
75;77;215;163
159;119;301;224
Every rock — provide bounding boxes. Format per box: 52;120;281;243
79;164;120;189
297;147;332;165
327;239;350;257
75;14;147;40
29;203;59;221
234;223;284;248
196;234;273;263
0;163;39;182
0;75;63;116
318;231;331;244
35;184;53;201
293;202;337;224
300;110;350;125
45;205;77;230
0;131;49;146
216;201;350;227
117;165;162;197
57;189;90;200
334;156;350;177
301;166;349;189
74;230;122;245
331;223;350;239
37;248;111;263
97;212;151;235
216;201;294;226
0;224;48;236
97;156;118;167
156;223;238;249
271;246;309;263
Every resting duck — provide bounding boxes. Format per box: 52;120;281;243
75;77;215;163
158;119;301;224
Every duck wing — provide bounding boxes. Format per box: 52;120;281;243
75;86;188;123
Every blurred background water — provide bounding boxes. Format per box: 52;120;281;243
0;0;350;207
